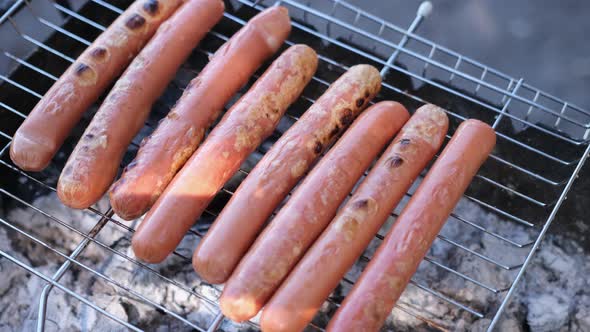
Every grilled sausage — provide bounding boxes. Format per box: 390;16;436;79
56;0;225;209
192;64;382;285
131;45;317;263
327;119;495;332
109;6;292;220
218;101;409;323
259;104;449;332
10;0;183;172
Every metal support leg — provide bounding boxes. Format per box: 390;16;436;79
492;78;524;129
36;210;112;331
380;1;433;78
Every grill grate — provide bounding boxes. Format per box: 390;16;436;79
1;0;589;331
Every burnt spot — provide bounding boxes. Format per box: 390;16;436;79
89;47;108;61
387;155;404;169
329;125;340;139
125;14;146;30
364;90;370;98
84;133;95;140
340;108;354;126
352;199;369;210
314;141;323;154
142;0;159;16
399;138;411;147
74;63;97;85
356;98;365;108
74;63;91;76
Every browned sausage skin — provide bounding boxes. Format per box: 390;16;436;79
327;119;495;332
218;101;410;323
193;65;382;285
258;104;449;332
109;6;292;220
57;0;225;209
131;45;318;264
10;0;183;172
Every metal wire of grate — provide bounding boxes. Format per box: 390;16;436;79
0;0;589;331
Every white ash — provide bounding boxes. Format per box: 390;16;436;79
0;192;589;332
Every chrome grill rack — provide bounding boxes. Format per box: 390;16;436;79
1;0;589;331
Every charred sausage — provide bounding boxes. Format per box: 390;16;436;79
218;101;410;323
327;119;495;332
10;0;183;171
193;64;382;285
109;6;292;219
259;104;449;332
57;0;225;209
131;44;318;263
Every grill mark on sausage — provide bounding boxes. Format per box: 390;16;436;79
356;98;364;108
352;199;369;209
89;47;108;61
125;14;146;30
74;63;90;75
386;155;404;168
340;108;354;126
399;138;411;149
74;63;97;86
314;141;323;154
142;0;159;15
329;125;340;139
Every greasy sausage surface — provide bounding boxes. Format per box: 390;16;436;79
327;119;495;332
109;6;291;220
57;0;224;209
10;0;183;172
131;45;318;263
193;64;382;285
260;104;449;332
218;101;410;323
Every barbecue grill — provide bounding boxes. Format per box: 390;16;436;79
1;0;589;331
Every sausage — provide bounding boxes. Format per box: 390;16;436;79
259;104;450;332
131;45;318;263
56;0;225;209
109;6;292;220
218;101;409;323
9;0;183;172
327;119;495;332
192;64;382;285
